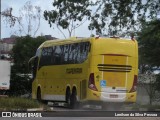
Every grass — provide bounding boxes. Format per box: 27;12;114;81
0;97;46;111
130;103;160;111
140;104;160;110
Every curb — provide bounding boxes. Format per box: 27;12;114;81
27;108;44;112
0;108;48;112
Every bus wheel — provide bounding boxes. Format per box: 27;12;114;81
37;88;42;102
70;89;78;109
37;88;48;104
65;87;71;105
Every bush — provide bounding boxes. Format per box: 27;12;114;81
0;97;43;110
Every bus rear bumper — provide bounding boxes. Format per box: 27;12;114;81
87;90;137;103
100;92;136;102
100;92;126;102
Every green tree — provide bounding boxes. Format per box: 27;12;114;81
138;19;160;105
44;0;94;38
90;0;160;35
138;19;160;73
138;74;159;105
9;36;46;96
156;74;160;92
43;0;160;36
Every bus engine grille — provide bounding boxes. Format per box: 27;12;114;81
97;64;132;72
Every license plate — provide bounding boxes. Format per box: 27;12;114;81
110;94;118;98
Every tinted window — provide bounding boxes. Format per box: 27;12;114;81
35;48;41;57
40;47;52;66
39;42;90;67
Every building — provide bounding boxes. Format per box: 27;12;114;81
0;37;16;59
0;37;16;58
44;35;57;40
0;35;57;57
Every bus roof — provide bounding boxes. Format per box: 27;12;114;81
38;37;91;48
38;37;135;49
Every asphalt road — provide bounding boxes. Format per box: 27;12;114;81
0;103;160;119
1;107;160;120
1;110;160;120
0;117;160;120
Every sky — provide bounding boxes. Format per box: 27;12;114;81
1;0;95;39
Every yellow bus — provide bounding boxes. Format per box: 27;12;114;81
29;37;138;108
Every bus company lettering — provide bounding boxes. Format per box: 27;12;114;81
66;68;82;74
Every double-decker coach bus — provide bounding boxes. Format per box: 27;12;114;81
29;36;138;109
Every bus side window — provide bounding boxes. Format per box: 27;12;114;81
39;47;52;67
60;45;65;64
74;43;80;63
64;44;69;63
54;46;61;64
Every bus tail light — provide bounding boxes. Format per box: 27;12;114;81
129;75;137;93
88;73;98;91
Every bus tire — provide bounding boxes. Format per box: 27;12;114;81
37;87;48;104
70;88;78;109
37;87;42;102
65;87;71;105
